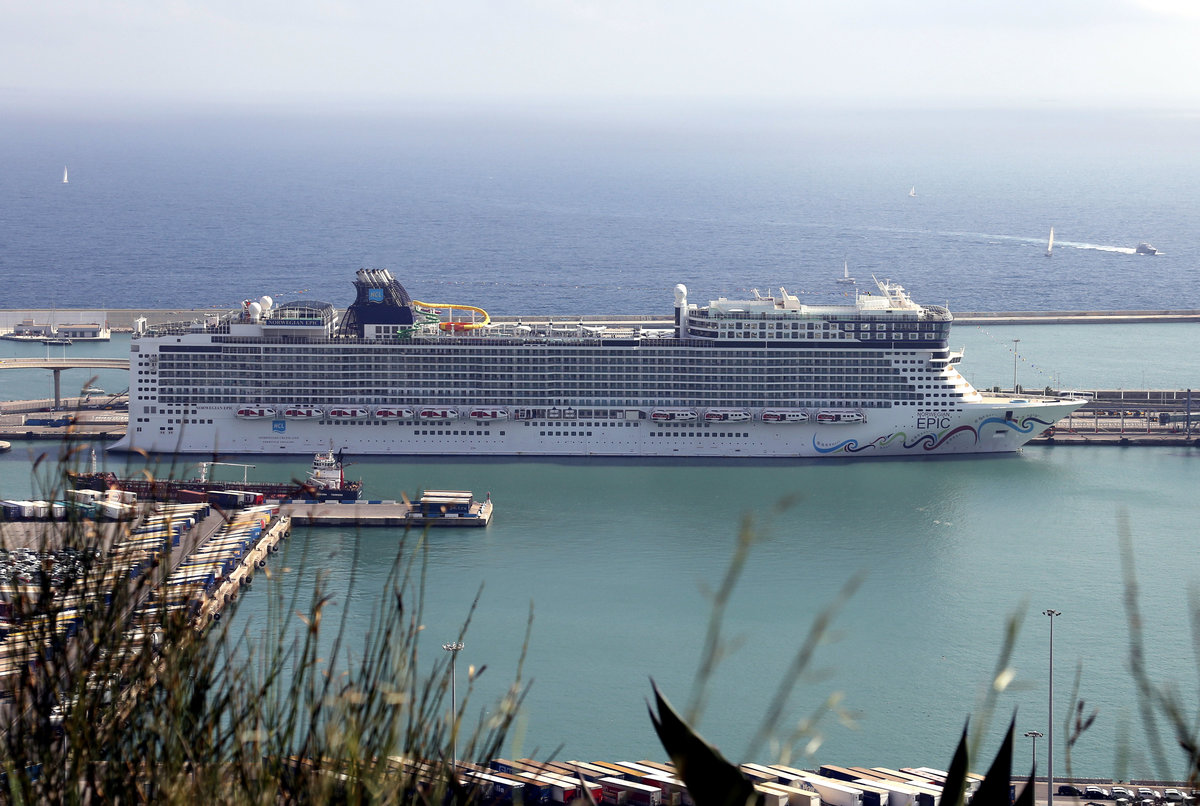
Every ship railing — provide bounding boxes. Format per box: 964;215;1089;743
205;334;719;348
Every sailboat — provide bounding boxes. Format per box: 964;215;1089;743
837;259;856;285
1045;227;1055;257
909;186;916;197
62;166;68;184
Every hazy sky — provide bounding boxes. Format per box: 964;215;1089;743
4;0;1200;109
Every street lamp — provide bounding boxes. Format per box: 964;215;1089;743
1013;339;1021;392
1044;610;1061;806
1023;730;1043;772
443;641;465;768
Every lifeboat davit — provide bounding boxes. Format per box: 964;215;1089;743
651;408;698;422
816;409;866;424
419;407;460;421
761;410;809;423
283;407;322;419
704;409;751;422
375;407;416;420
469;408;508;420
236;406;276;419
328;406;370;419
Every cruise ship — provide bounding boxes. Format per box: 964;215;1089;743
110;269;1086;458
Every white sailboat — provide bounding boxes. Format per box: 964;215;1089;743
909;186;916;197
837;259;856;284
62;166;68;184
1045;227;1055;257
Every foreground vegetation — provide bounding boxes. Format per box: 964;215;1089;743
0;444;529;803
1;447;1198;804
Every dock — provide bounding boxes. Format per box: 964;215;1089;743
0;483;492;699
0;499;293;697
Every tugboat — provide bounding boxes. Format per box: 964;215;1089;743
68;450;363;502
1135;242;1158;255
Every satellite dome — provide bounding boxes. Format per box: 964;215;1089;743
248;302;262;321
673;284;688;305
259;295;274;312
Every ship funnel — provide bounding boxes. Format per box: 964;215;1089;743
673;284;688;337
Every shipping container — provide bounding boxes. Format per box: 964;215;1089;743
792;773;864;806
754;785;790;806
758;782;820;806
904;768;979;796
868;770;940;806
857;778;922;806
462;770;525;803
618;764;689;805
599;776;663;805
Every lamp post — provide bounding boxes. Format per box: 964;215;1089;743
1044;610;1061;806
1024;730;1043;772
1013;339;1021;393
443;641;464;768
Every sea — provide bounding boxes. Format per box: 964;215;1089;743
2;102;1200;779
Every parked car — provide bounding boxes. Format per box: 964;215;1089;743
1084;789;1111;801
1059;786;1085;797
1139;790;1163;802
1112;788;1135;800
1163;791;1184;803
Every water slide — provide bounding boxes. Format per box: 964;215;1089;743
413;301;491;332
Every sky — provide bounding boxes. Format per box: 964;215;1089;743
3;0;1200;110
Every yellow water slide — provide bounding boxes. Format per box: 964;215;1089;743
412;301;491;332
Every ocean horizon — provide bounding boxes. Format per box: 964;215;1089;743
2;105;1197;314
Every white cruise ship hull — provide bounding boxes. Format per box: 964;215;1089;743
112;269;1087;460
115;396;1077;458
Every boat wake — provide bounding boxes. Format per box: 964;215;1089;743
874;226;1143;255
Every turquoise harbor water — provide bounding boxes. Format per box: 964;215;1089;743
2;330;1199;778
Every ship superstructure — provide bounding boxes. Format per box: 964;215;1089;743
111;269;1085;458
